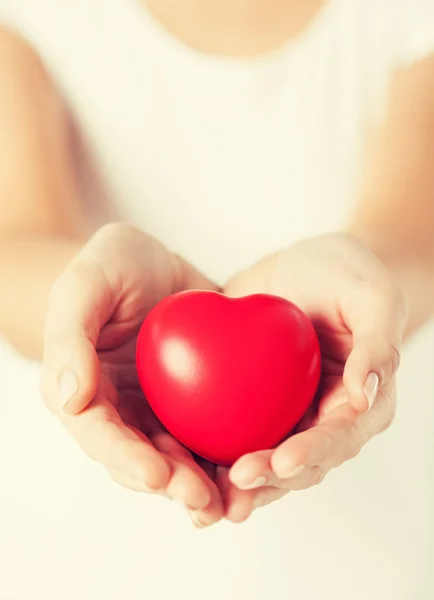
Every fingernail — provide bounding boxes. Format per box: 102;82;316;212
173;498;186;508
189;511;208;529
60;371;78;411
364;372;379;410
240;476;267;490
174;498;206;527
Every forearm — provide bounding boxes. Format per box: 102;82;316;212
347;58;434;339
347;226;434;339
0;235;85;359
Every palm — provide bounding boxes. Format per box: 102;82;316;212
94;331;221;517
216;311;358;521
98;337;161;437
298;314;353;430
222;236;402;525
43;225;223;526
220;255;365;519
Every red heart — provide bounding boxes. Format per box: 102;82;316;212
136;290;321;466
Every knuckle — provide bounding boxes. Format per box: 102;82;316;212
346;433;363;461
386;343;401;376
328;419;362;464
378;389;397;433
47;268;87;315
343;421;363;460
98;433;138;475
391;285;407;317
374;343;401;382
94;222;137;246
310;466;327;486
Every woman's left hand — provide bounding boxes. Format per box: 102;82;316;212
216;233;407;523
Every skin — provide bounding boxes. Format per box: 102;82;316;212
221;234;406;518
41;224;225;526
145;0;325;57
1;1;434;527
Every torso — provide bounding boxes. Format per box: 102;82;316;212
0;0;394;280
1;1;434;598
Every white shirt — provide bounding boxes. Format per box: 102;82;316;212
1;1;434;598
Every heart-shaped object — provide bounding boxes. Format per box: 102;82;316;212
136;290;321;466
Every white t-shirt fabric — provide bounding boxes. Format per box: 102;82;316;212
0;1;434;599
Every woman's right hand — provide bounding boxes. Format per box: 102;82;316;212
40;223;223;527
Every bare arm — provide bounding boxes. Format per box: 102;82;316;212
0;27;89;358
348;56;434;337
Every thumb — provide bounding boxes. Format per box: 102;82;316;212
41;260;112;416
342;285;406;412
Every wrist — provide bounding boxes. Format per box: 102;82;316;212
345;226;434;337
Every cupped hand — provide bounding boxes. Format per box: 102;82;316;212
40;223;223;527
217;233;407;522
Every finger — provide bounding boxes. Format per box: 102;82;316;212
229;450;302;491
251;487;288;510
230;406;358;489
42;259;113;416
138;405;223;525
272;406;377;481
353;381;396;437
109;439;224;528
108;469;170;495
275;381;395;479
229;450;275;490
187;480;224;529
341;283;406;411
165;459;212;510
271;423;343;478
216;467;255;523
62;397;172;489
273;465;329;491
230;448;331;496
230;431;329;485
151;432;217;516
233;395;393;494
